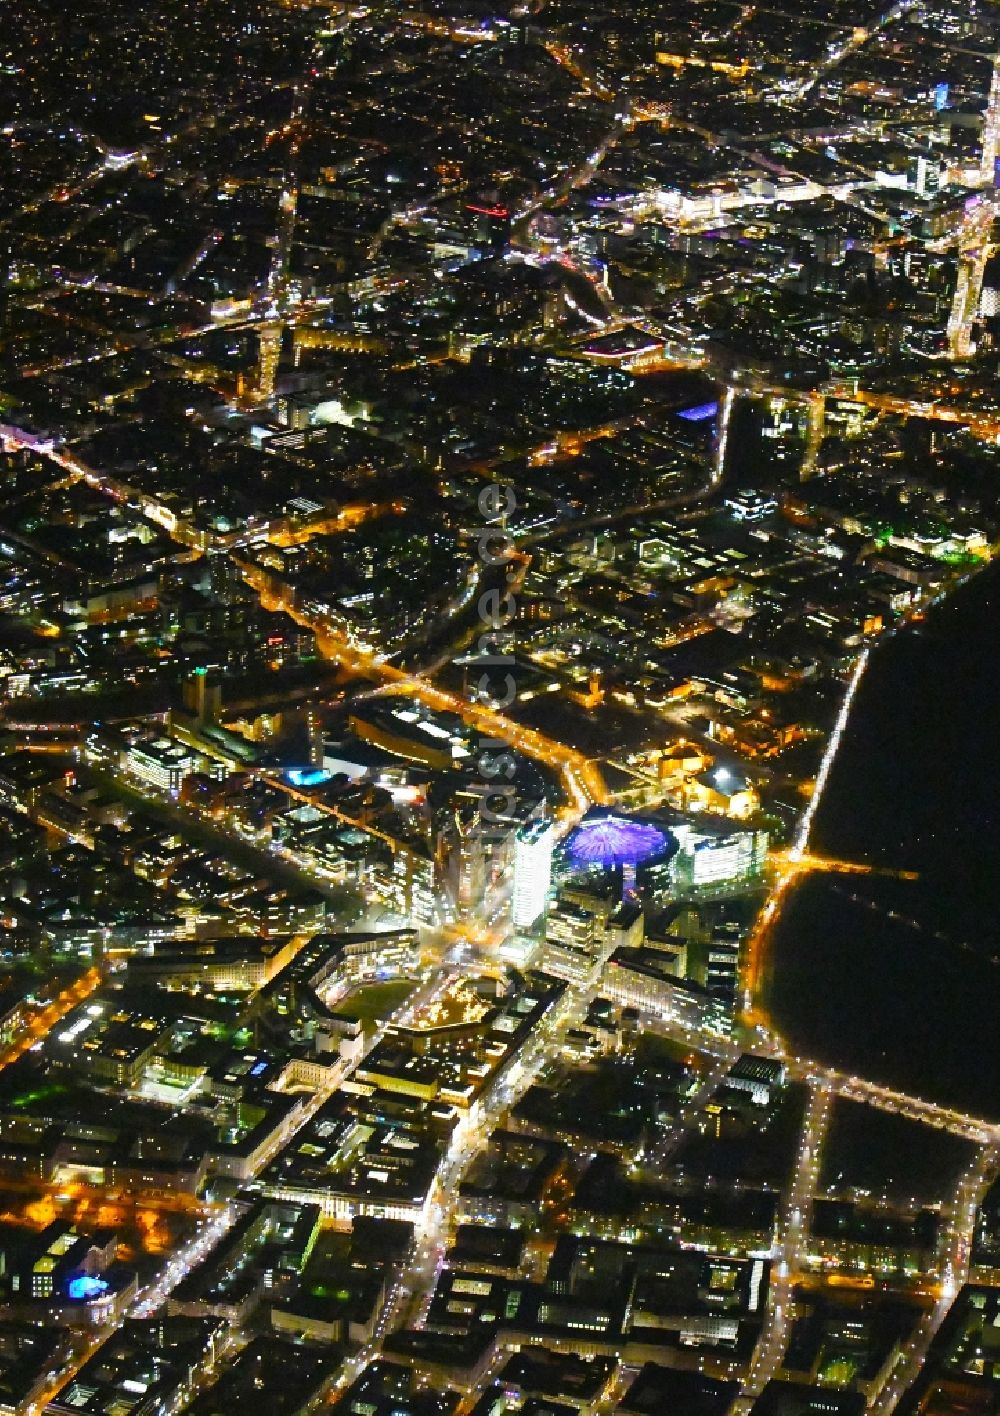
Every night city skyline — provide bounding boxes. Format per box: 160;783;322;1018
0;1;998;1413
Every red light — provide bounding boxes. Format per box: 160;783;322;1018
466;203;510;219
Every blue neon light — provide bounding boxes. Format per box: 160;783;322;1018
285;768;332;788
566;814;673;869
677;401;719;422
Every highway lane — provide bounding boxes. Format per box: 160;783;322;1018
808;1066;999;1146
732;1079;834;1413
25;1205;236;1414
793;0;919;100
0;967;101;1073
239;555;608;817
330;975;594;1397
870;1144;998;1414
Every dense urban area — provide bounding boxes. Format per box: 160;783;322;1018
0;0;998;1412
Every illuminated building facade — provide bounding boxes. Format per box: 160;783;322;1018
512;819;555;930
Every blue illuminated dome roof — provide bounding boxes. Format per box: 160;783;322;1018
564;812;675;870
285;767;332;788
68;1275;109;1301
677;400;719;422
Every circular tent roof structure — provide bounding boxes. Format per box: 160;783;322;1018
564;812;675;871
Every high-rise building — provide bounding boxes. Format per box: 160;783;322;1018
541;898;604;983
665;824;769;891
0;238;12;336
705;917;743;1003
512;819;555;930
980;254;1000;317
436;794;517;923
125;738;200;796
466;200;512;256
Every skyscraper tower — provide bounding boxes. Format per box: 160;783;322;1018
981;55;1000;188
0;239;13;338
512;818;555;930
466;199;512;257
